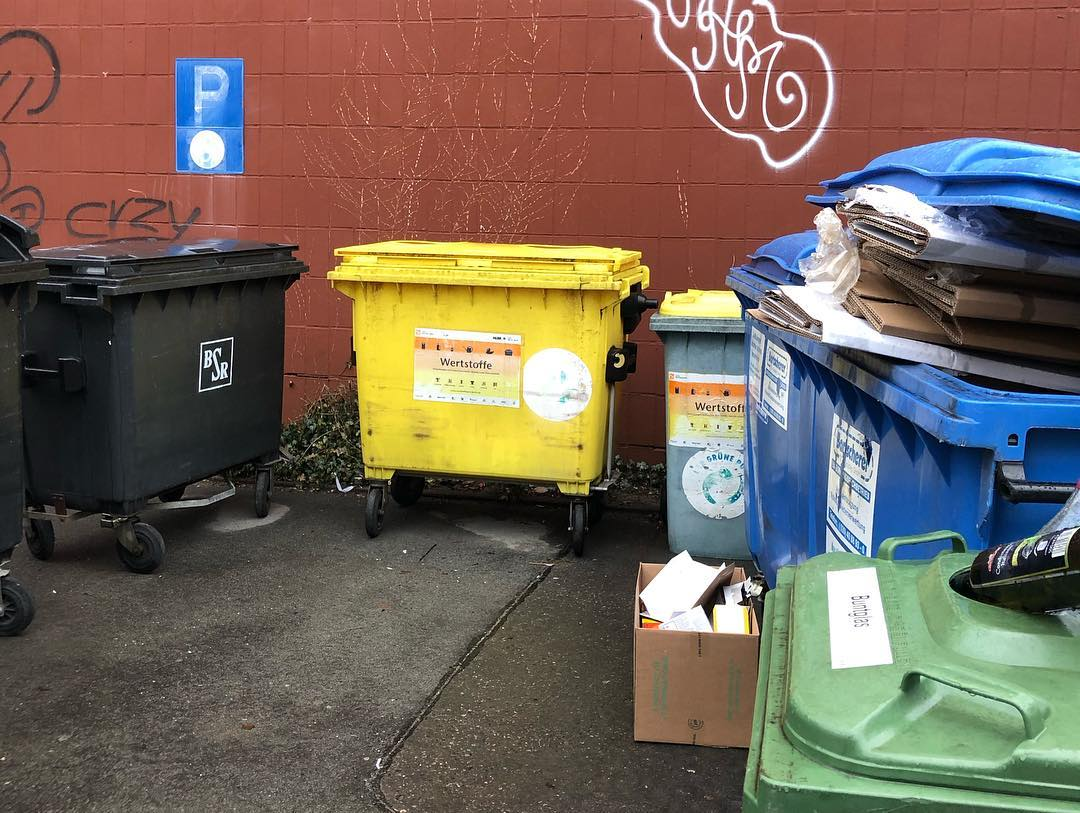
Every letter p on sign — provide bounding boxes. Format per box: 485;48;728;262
176;58;244;174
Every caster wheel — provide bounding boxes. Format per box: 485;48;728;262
25;518;55;561
116;522;165;574
389;474;425;507
255;468;272;519
159;486;186;503
365;487;386;539
588;492;606;526
0;575;35;636
570;500;587;557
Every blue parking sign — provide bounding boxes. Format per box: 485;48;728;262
176;58;244;174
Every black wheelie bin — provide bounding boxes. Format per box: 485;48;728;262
21;238;307;574
0;216;48;635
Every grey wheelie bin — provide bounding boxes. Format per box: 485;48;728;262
651;290;750;559
21;238;306;574
0;216;47;635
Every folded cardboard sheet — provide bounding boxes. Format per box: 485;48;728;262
777;285;1080;393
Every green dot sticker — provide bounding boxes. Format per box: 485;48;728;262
682;446;745;520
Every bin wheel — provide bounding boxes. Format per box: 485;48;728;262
159;486;186;503
255;468;273;519
0;575;35;636
570;500;587;557
389;475;425;507
365;487;386;539
116;523;165;574
25;518;55;561
588;492;606;526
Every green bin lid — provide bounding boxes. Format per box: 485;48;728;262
777;548;1080;803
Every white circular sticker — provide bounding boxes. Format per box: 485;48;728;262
682;445;745;520
523;348;592;422
189;129;226;170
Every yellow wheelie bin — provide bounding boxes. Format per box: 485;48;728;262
329;241;656;554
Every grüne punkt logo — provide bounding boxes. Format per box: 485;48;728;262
198;337;234;392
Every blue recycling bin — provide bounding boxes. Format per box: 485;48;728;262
728;241;1080;587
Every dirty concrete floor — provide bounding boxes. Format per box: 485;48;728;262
381;510;747;813
2;489;747;812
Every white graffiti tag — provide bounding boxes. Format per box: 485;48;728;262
634;1;835;169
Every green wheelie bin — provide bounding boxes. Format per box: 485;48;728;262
746;531;1080;812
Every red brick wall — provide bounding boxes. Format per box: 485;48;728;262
0;1;1076;461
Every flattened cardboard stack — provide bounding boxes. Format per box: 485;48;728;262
840;191;1080;366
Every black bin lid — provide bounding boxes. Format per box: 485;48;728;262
32;237;305;295
0;213;47;284
34;237;298;276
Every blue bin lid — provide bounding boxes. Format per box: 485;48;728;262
747;231;817;276
808;138;1080;223
725;266;775;304
726;232;817;300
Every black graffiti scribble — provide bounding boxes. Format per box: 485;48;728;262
65;197;202;242
0;29;61;122
0;28;203;242
0;141;44;230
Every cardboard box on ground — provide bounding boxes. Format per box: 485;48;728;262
633;552;760;749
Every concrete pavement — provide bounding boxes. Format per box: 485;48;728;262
1;488;747;812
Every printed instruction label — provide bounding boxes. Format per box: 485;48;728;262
747;327;765;408
827;567;894;670
667;372;746;448
825;415;880;557
759;340;790;430
413;328;521;407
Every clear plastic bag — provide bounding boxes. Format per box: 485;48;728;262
799;207;860;300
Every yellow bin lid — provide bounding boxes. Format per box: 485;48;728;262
330;240;647;292
658;290;741;318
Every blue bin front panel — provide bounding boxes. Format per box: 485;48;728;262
744;318;1080;586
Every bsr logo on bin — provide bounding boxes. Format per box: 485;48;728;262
198;337;234;392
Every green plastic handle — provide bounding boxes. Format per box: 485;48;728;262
901;669;1049;741
877;530;967;561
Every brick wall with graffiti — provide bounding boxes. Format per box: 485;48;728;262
0;1;1075;459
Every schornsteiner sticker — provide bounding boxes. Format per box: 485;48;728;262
825;415;880;557
760;340;790;430
667;372;746;448
748;327;765;409
413;328;521;407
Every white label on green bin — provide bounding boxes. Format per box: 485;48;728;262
682;445;745;520
760;340;790;430
825;415;880;557
413;328;522;407
748;328;765;408
827;567;893;670
523;348;592;422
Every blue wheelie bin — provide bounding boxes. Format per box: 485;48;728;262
728;240;1080;587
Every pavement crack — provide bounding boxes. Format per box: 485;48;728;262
368;549;566;811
